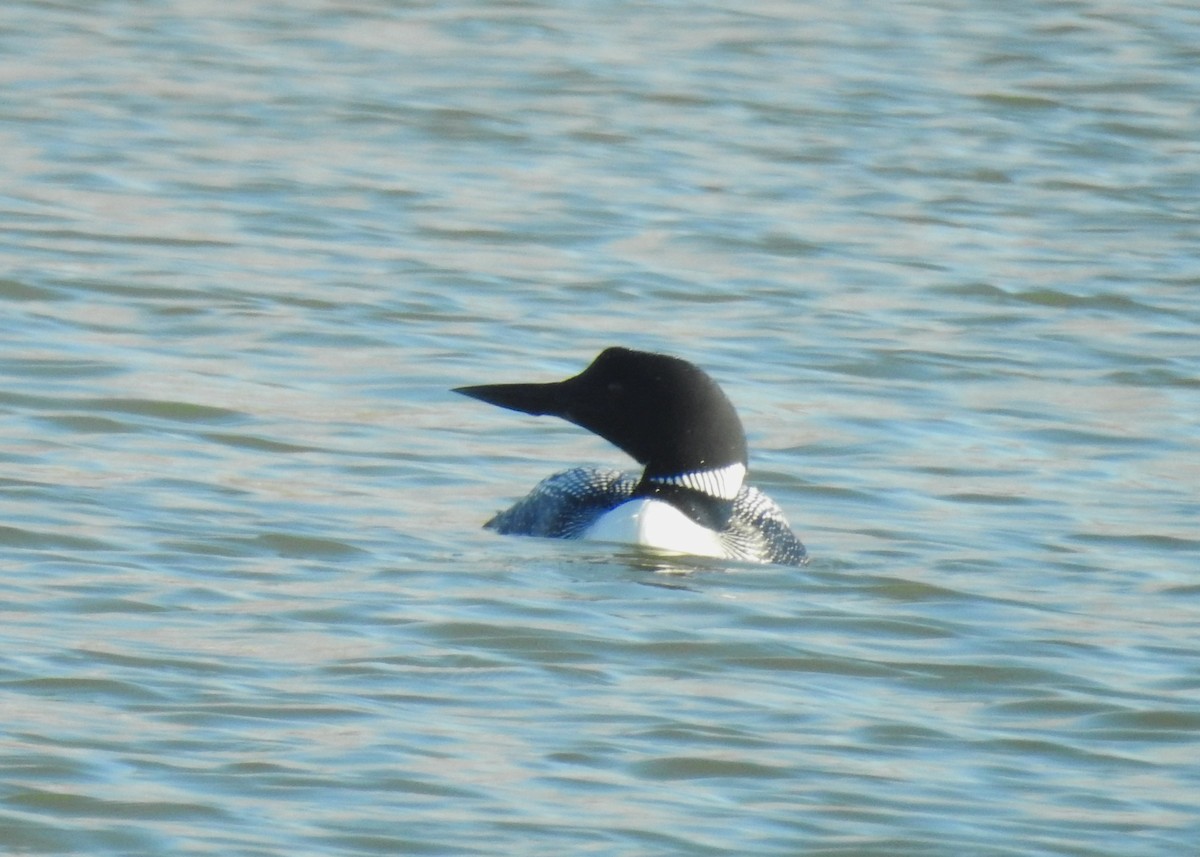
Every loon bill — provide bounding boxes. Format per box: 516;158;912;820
454;347;807;566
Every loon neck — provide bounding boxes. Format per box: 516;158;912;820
633;462;747;531
643;462;746;500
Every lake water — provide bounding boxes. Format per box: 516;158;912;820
2;1;1198;854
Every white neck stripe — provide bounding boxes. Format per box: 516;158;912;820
648;462;746;500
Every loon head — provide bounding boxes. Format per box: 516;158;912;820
454;347;749;493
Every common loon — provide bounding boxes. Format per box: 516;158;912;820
454;347;808;567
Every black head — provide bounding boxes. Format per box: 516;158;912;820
454;347;748;479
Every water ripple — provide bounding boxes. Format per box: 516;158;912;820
2;1;1198;855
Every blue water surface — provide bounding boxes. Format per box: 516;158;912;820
1;1;1198;855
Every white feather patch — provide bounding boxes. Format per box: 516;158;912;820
647;462;746;500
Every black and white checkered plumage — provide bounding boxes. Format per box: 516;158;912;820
485;466;808;566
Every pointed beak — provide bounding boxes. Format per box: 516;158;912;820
453;382;567;418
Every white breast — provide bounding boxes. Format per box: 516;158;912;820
581;497;727;558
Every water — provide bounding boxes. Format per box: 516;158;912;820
2;0;1198;854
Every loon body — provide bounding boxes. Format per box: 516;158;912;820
454;347;807;566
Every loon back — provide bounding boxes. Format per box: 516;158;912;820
484;467;808;567
455;347;808;566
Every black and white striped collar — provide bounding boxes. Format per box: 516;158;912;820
645;462;746;501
